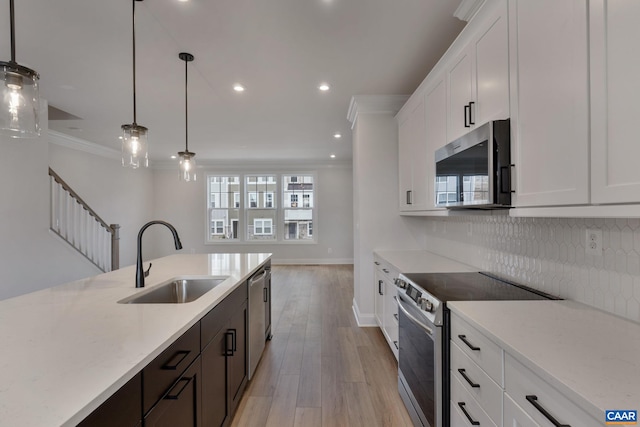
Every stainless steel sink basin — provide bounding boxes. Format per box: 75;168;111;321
119;277;228;304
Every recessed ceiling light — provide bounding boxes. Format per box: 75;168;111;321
233;84;245;92
118;136;123;139
178;0;189;2
170;155;177;159
330;154;336;158
319;83;330;92
333;133;342;139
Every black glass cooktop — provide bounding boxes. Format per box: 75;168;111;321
402;272;559;303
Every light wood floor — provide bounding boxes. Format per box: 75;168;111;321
231;265;413;427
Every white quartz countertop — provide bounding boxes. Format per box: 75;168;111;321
448;300;640;422
374;250;477;273
0;253;271;427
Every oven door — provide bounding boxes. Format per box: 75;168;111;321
397;292;442;427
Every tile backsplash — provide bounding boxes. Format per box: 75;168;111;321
422;215;640;323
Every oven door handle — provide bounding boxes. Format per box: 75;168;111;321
397;295;433;336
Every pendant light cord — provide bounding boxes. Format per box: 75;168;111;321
185;57;189;152
132;0;138;125
9;0;16;62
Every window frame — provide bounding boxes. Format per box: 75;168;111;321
205;172;317;245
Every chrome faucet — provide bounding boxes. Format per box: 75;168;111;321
136;220;183;288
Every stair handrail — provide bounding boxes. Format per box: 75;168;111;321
48;168;120;271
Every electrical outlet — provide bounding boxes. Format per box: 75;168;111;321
585;229;603;256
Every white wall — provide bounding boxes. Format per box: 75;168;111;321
147;163;353;264
48;138;155;269
0;104;101;299
351;108;423;326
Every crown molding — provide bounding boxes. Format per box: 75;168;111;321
48;130;121;160
347;95;410;128
153;158;352;171
454;0;485;22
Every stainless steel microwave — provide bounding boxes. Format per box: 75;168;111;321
435;119;511;208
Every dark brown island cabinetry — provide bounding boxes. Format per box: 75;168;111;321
201;282;248;427
77;372;142;427
78;278;255;427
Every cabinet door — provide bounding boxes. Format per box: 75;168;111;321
374;267;384;328
473;0;509;126
448;49;474;142
202;328;229;427
382;277;399;359
78;373;142;427
591;0;640;203
398;98;428;211
509;0;589;207
227;300;248;415
144;357;202;427
425;78;447;209
504;393;540;427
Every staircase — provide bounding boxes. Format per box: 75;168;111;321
49;168;119;272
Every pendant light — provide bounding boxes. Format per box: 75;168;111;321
1;0;40;138
121;0;148;169
178;52;196;182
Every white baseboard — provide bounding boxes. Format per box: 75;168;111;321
352;298;377;327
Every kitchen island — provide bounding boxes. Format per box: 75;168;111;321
0;253;271;427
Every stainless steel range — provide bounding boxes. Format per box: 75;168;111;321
394;272;559;427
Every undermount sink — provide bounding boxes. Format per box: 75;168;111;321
119;277;229;304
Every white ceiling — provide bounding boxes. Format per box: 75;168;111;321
2;0;466;163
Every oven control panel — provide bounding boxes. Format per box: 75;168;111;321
398;274;442;325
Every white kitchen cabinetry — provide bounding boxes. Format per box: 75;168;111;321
447;0;509;143
505;354;600;427
509;0;590;207
398;96;430;212
450;312;503;427
503;393;539;427
425;77;448;209
373;255;399;359
590;0;640;204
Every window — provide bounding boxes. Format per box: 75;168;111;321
211;220;225;235
207;176;240;241
254;219;273;235
283;175;314;241
207;173;315;243
246;175;277;241
264;192;274;208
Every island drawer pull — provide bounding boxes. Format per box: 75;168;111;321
164;377;191;400
161;350;190;371
457;402;480;425
526;395;570;427
458;334;480;351
458;369;480;388
225;331;234;356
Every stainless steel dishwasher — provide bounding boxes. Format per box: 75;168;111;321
248;266;268;380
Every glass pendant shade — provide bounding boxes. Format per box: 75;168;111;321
121;124;148;169
1;0;41;138
178;150;196;182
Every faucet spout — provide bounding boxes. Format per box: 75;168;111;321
136;220;183;288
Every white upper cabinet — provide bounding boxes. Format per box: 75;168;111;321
398;97;430;211
424;77;448;209
447;0;509;143
509;0;590;207
590;0;640;204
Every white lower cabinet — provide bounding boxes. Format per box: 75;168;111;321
450;374;498;427
504;354;600;427
373;255;399;359
503;393;539;427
